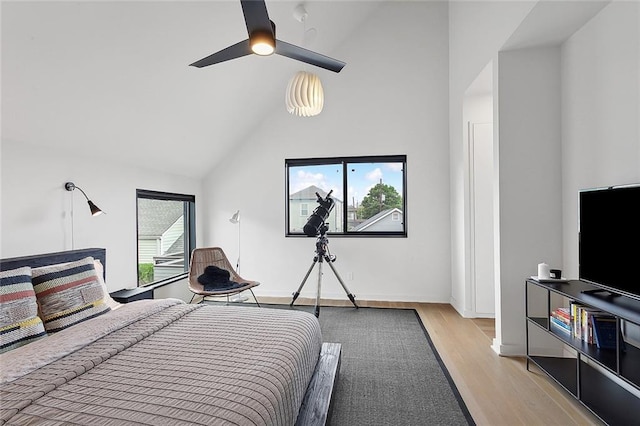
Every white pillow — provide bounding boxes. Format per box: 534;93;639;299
93;259;122;310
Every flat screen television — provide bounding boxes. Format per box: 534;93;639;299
579;184;640;300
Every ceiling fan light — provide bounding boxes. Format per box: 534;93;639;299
250;31;275;55
285;71;324;117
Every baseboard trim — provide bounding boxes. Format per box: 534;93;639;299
494;342;525;357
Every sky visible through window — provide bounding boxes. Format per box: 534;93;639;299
289;162;403;207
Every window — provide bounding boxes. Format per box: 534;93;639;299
286;155;406;236
136;189;196;286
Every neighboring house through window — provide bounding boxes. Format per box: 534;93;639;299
136;189;195;286
286;155;407;236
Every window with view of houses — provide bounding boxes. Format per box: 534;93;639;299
136;190;195;286
286;155;407;237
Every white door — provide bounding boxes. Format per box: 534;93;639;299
470;122;495;316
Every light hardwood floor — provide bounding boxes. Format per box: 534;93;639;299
260;297;604;426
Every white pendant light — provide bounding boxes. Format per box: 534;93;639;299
285;71;324;117
285;5;324;117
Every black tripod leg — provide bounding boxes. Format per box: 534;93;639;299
291;260;317;306
325;256;358;309
315;261;323;318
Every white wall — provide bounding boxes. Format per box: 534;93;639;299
562;0;640;346
448;1;536;315
0;141;203;293
202;2;451;302
561;1;640;278
497;46;563;354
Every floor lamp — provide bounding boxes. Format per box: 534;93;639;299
229;210;241;273
229;210;247;302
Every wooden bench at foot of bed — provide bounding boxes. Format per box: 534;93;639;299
296;342;342;426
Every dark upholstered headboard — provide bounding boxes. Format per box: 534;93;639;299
0;248;107;280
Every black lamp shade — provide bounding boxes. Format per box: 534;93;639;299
88;200;103;216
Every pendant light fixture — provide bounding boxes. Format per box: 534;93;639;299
285;5;324;117
286;71;324;117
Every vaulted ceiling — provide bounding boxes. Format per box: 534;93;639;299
1;1;383;178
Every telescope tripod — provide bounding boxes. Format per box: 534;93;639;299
290;232;358;317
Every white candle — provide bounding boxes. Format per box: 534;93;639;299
538;263;550;279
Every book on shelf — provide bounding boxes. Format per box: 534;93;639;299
551;311;570;325
551;307;571;323
591;315;622;350
550;304;626;350
568;303;606;344
550;307;572;334
555;307;570;320
571;302;583;339
580;307;602;344
550;316;572;334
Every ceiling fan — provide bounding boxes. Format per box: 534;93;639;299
189;0;345;73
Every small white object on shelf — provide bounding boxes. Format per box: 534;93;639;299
530;276;570;283
537;262;551;279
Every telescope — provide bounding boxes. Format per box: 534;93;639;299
292;188;357;317
303;190;335;237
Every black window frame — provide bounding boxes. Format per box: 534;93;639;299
285;155;407;237
136;189;196;287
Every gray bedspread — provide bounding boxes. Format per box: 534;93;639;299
0;299;323;425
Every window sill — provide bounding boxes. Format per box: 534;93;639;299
141;272;188;291
111;273;187;303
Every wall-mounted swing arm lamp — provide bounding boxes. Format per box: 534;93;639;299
65;182;104;216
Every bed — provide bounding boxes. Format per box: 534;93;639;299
0;248;340;426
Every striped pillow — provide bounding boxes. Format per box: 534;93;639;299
0;266;47;353
32;257;110;333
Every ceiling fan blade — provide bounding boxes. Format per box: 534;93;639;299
189;39;252;68
275;40;346;73
240;0;274;36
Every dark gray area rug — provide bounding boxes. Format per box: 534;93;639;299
276;305;475;426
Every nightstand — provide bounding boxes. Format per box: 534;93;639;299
110;287;154;303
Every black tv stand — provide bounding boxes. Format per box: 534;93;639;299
526;278;640;425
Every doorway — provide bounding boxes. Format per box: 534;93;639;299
463;62;496;318
469;122;495;316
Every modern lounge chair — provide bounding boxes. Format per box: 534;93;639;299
188;247;260;306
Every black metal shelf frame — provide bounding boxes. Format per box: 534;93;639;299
525;279;640;425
